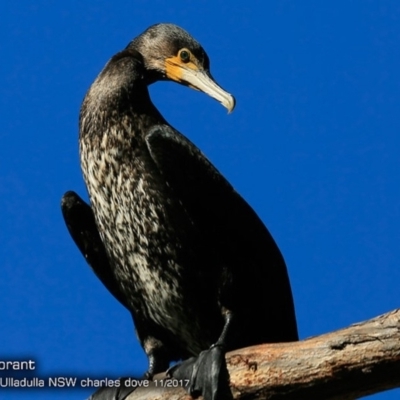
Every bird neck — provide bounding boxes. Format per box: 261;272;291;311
79;51;166;142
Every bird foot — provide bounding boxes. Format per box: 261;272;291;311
167;345;232;400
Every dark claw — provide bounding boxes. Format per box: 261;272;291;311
168;345;232;400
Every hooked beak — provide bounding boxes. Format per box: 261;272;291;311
165;57;236;113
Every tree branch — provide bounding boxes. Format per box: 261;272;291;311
126;308;400;399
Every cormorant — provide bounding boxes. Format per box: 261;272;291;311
61;23;298;400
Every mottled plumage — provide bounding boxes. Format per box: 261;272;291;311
62;23;298;400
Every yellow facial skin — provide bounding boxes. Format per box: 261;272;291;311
165;54;200;82
165;49;236;113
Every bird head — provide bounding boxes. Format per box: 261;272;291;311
127;23;235;113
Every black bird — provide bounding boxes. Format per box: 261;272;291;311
61;23;298;400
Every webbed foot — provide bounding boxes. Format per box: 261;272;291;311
168;344;232;400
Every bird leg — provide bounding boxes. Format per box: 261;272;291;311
213;310;234;348
145;352;167;379
168;311;234;400
141;334;172;379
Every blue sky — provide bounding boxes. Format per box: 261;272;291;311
2;1;400;399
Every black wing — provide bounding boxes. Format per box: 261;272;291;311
61;191;130;309
145;125;298;343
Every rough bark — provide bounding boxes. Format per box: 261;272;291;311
126;308;400;399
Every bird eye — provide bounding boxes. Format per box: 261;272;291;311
179;49;191;63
